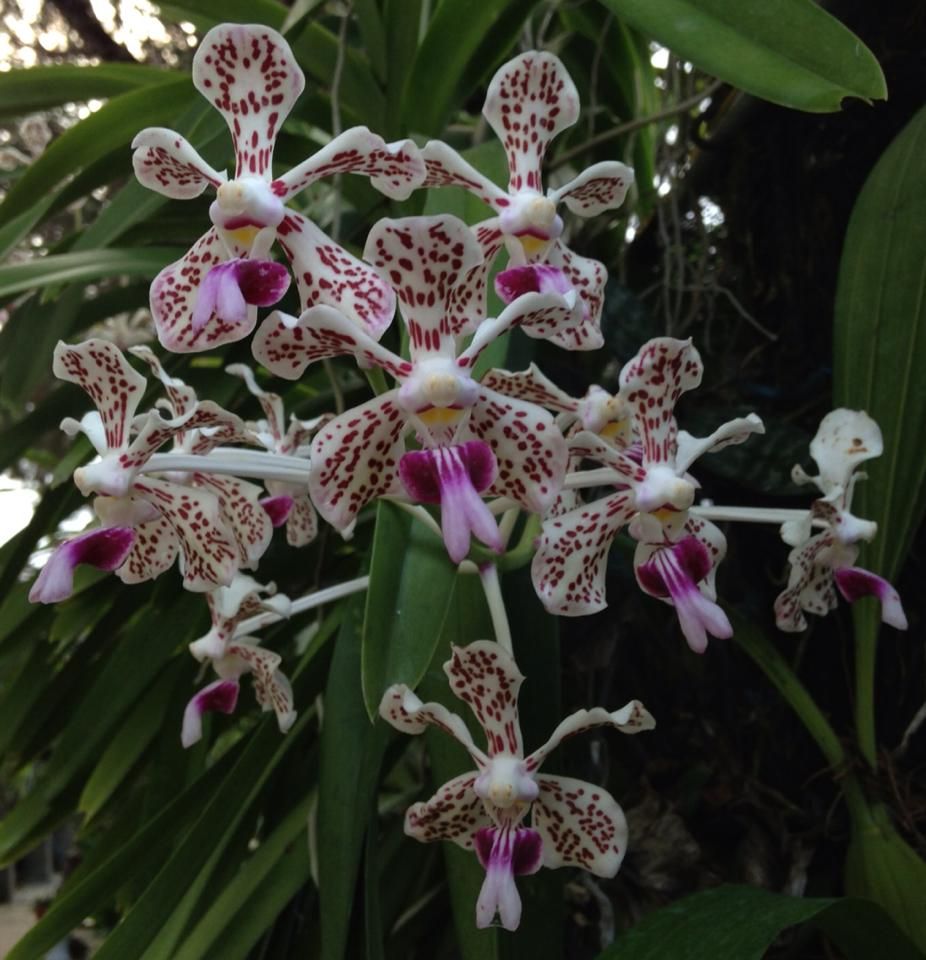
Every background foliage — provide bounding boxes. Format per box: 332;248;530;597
0;1;923;957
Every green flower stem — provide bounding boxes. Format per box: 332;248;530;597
731;617;868;821
364;366;389;396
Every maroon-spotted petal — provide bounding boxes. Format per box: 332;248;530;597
29;527;136;604
483;51;579;193
192;24;304;178
181;679;240;748
636;536;731;653
261;494;295;527
132;127;225;199
834;566;908;630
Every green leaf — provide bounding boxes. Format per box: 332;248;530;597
405;0;541;135
598;0;886;112
0;78;193;227
361;501;458;719
0;247;182;299
0;63;177;118
595;884;923;960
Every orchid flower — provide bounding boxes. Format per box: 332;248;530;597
132;23;425;353
379;641;654;930
182;573;296;747
774;409;907;632
253;214;574;563
421;51;634;349
226;363;330;546
532;337;764;652
34;339;259;599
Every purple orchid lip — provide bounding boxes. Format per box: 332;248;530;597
29;526;136;604
181;678;240;748
637;535;731;653
191;259;290;334
260;494;295;528
399;442;502;563
495;263;571;305
834;566;908;630
473;825;543;930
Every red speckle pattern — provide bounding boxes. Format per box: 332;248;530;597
364;216;483;356
132;475;237;592
619;338;703;465
278;212;395;338
445;642;524;757
132;130;222;199
483;52;579;193
775;531;838;631
556;168;629;215
466;387;567;514
443;221;505;337
532;492;635;615
532;774;626;875
405;772;492;848
421;142;508;212
150;228;250;353
131;345;198;419
193;25;303;178
285;494;317;547
194;473;272;569
53;340;146;451
544;240;607;349
227;642;293;721
117;514;178;584
309;391;407;530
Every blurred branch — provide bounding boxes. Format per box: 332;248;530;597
48;0;136;62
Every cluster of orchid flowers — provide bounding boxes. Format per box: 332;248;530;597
28;24;907;931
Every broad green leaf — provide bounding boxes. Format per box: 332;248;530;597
0;63;177;118
0;78;193;227
319;598;391;960
0;247;181;299
599;0;886;112
361;501;458;719
405;0;541;135
383;0;423;138
595;884;922;960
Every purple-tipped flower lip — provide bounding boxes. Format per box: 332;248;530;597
637;535;711;597
495;263;571;305
399;441;496;503
834;566;908;630
29;526;136;604
260;494;295;528
181;678;240;749
192;258;290;335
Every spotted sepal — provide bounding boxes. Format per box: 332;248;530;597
467;387;567;514
444;221;505;337
548;161;634;216
276;126;425;201
363;215;484;360
132;475;238;592
568;431;646;486
276;212;396;339
223;641;296;732
444;641;525;758
531;492;635;615
129;345;198;421
774;531;838;632
543;241;606;350
405;773;492;849
52;339;146;452
116;514;179;585
483;52;579;193
285;493;318;547
379;684;488;768
194;473;273;569
532;774;628;876
192;24;304;178
308;390;407;532
619;337;703;465
150;228;262;353
480;363;578;415
420;140;510;212
131;127;225;199
252;304;411;381
524;701;654;773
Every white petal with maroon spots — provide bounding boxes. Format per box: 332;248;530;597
53;339;146;452
525;701;654;773
308;390;407;532
480;363;578;414
807;408;884;499
116;514;179;585
569;430;647;486
131;127;225;199
222;640;296;732
421;140;510;211
444;221;506;337
130;345;198;419
194;473;272;570
132;475;238;592
276;126;425;201
379;684;488;768
284;493;317;547
483;52;579;193
192;24;304;179
675;413;765;475
466;387;567;514
252;303;411;381
531;491;635;615
363;215;484;360
549;161;634;216
276;211;395;338
405;773;492;849
619;337;703;465
543;241;606;350
774;531;839;632
444;641;525;758
532;774;628;877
